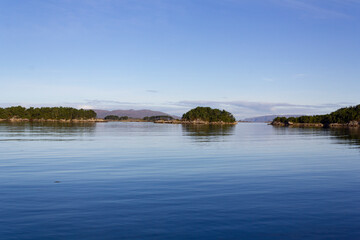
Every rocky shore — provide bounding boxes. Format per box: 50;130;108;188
105;119;146;122
154;119;238;125
271;121;360;128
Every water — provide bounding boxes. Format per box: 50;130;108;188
0;122;360;239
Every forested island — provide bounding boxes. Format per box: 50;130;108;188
182;107;236;123
0;106;102;122
104;115;129;120
143;115;174;121
272;104;360;128
155;107;237;124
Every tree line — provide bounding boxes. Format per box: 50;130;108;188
104;115;129;120
0;106;97;120
182;107;236;123
273;104;360;125
143;115;174;121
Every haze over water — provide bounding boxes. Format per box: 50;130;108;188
1;122;360;239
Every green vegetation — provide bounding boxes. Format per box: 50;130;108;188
104;115;129;120
143;115;174;121
182;107;236;123
273;104;360;125
0;106;96;120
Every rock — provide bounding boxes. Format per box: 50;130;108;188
348;121;359;127
271;121;286;126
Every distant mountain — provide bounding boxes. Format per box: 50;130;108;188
94;109;179;119
243;115;303;122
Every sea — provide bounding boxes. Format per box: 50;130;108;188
0;122;360;239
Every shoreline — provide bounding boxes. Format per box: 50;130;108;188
0;118;236;124
154;119;238;125
271;121;360;128
0;118;107;123
104;119;147;122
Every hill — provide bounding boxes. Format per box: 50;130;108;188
94;109;178;119
243;115;303;122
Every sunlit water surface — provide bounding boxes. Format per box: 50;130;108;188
1;122;360;239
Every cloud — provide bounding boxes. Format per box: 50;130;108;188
76;105;94;110
146;90;158;93
0;99;355;120
292;73;306;79
175;100;353;119
274;0;354;19
80;100;143;110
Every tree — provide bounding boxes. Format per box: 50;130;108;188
105;115;120;120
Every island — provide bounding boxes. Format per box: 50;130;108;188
143;115;174;121
104;115;129;121
0;106;105;122
155;107;237;125
271;104;360;128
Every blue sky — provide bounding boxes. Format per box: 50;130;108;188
1;0;359;118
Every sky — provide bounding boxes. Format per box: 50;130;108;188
0;0;360;119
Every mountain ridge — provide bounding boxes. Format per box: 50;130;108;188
94;109;179;119
243;115;303;122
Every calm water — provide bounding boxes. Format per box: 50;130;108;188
1;122;360;239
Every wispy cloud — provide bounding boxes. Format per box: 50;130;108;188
292;73;306;79
1;100;355;119
274;0;355;19
146;90;158;93
80;100;144;110
175;100;353;118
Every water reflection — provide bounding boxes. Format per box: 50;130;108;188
0;121;96;141
272;125;360;148
1;122;360;239
329;127;360;148
181;124;235;142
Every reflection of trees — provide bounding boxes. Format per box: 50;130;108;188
272;125;360;148
181;124;235;142
328;128;360;148
0;122;96;140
